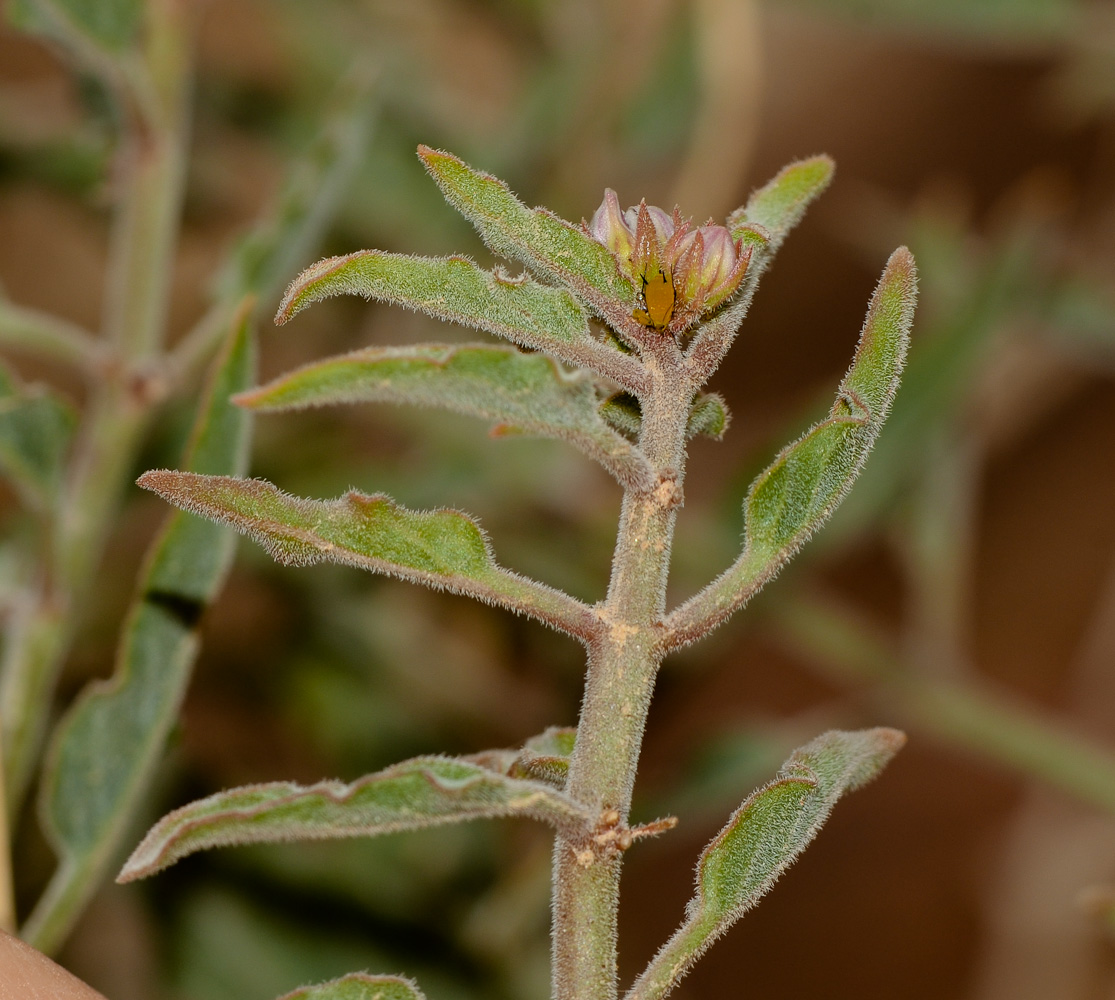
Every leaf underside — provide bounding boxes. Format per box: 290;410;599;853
118;754;593;882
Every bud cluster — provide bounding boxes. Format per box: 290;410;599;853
587;190;751;335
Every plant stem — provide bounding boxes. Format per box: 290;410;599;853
1;3;191;826
0;718;15;934
553;372;692;1000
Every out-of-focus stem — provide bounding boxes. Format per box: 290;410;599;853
0;302;101;371
1;2;191;823
0;720;15;934
773;594;1115;814
552;374;692;1000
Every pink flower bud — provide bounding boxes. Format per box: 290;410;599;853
589;189;635;263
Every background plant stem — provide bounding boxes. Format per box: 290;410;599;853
1;6;191;827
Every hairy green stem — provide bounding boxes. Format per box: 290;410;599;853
553;371;692;1000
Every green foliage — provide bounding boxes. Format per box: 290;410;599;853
238;341;654;491
417;146;634;308
743;247;914;567
0;369;75;511
7;0;142;51
599;392;730;442
22;310;256;954
136;469;594;635
728;155;835;257
666;247;916;646
277;974;428;1000
627;729;905;1000
118;754;595;882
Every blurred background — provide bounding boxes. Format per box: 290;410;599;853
2;0;1115;998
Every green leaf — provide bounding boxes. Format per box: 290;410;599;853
685;393;729;439
277;974;427;1000
728;155;835;255
667;247;916;647
0;372;76;511
135;471;596;639
275;249;641;389
8;0;142;51
471;726;577;789
237;342;654;491
22;309;256;955
118;754;595;882
417;146;651;349
599;391;730;442
626;728;905;1000
687;157;835;379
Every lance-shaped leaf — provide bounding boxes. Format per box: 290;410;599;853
0;371;76;512
687;156;835;381
277;974;427;1000
275;250;643;391
135;471;597;639
666;247;916;648
626;728;905;1000
728;155;835;256
417;147;653;352
237;342;654;492
118;755;595;882
22;310;255;955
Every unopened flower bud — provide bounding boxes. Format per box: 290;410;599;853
589;189;636;263
674;225;745;311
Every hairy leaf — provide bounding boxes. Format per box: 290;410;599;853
687;157;836;380
118;755;595;881
136;471;595;638
23;310;255;954
599;392;730;443
728;155;834;255
277;974;427;1000
237;342;654;491
418;146;634;306
627;729;905;1000
274;249;642;387
0;374;76;511
666;247;916;647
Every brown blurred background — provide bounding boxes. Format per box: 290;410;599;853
3;0;1115;998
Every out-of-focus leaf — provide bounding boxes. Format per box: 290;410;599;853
626;728;905;1000
216;71;378;310
8;0;141;51
22;310;255;955
135;471;596;638
0;373;76;511
118;755;595;882
666;248;915;647
277;973;427;1000
237;342;654;491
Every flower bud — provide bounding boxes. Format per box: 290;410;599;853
674;225;745;311
589;189;635;264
